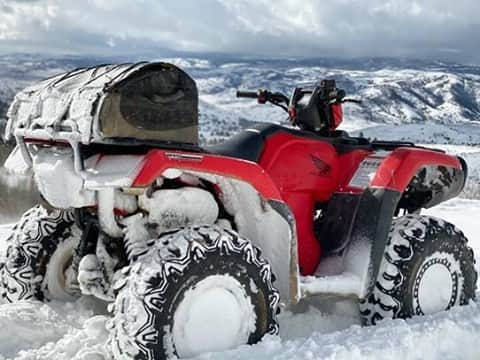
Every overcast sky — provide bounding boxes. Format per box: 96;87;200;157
0;0;479;63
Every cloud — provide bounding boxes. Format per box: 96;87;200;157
0;0;478;62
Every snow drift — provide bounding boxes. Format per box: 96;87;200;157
1;198;479;359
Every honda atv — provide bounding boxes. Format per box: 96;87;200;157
0;62;476;359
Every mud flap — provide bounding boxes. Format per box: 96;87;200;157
268;200;301;305
350;188;402;298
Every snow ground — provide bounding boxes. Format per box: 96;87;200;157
1;198;480;359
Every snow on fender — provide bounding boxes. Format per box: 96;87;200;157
138;187;219;232
33;148;96;209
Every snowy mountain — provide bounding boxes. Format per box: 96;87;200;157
0;54;479;144
188;59;480;137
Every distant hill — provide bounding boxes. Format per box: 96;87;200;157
0;54;479;145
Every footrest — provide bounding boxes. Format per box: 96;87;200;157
300;273;362;298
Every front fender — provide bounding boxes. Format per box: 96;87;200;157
349;147;466;299
369;148;466;212
397;156;467;212
370;147;464;193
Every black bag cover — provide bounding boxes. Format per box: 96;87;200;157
99;63;198;144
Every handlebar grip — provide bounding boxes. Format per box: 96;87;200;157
236;90;258;99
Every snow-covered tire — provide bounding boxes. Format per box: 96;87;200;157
0;205;81;302
108;226;280;360
360;215;477;325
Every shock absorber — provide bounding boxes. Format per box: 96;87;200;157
72;209;100;276
121;213;155;263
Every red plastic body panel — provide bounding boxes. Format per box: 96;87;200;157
258;131;366;274
370;147;462;191
131;132;463;276
257;132;376;274
133;150;282;201
258;132;340;199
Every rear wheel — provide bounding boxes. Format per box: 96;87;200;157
108;226;279;360
360;215;477;325
0;205;81;302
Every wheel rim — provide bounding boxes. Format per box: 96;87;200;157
172;274;256;358
414;254;460;315
43;236;78;300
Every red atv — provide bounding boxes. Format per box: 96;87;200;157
0;62;476;360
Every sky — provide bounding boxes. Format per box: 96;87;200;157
0;0;479;63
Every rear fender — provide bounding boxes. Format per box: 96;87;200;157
132;150;299;306
132;149;282;201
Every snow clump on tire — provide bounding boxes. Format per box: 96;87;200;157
107;225;280;360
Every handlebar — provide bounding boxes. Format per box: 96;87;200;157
236;88;362;114
237;89;290;112
342;98;362;104
236;90;259;99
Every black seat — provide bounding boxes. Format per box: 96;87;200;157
205;122;372;162
206;128;266;162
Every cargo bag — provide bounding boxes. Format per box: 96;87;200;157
6;62;199;145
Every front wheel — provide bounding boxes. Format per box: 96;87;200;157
360;215;477;325
108;226;280;360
